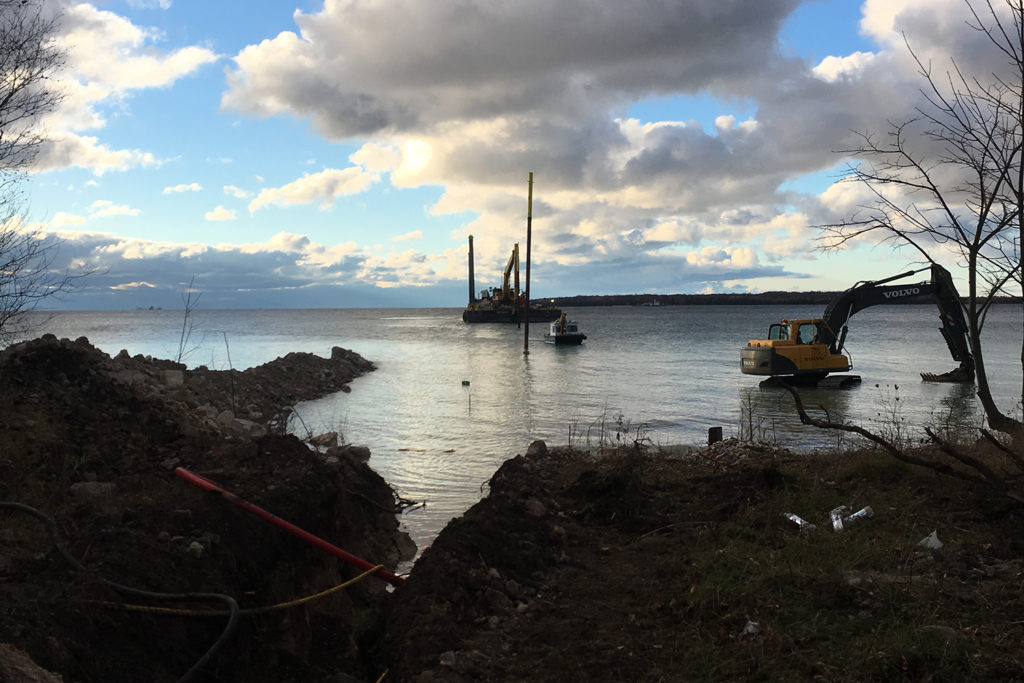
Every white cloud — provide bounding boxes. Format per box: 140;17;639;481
236;232;311;254
205;206;237;221
392;231;422;242
223;185;249;198
686;246;758;268
89;200;140;218
248;167;379;212
49;212;87;228
351;142;401;173
42;201;141;231
163;183;202;194
223;0;800;136
812;52;877;83
109;281;158;290
60;4;218;91
33;134;163;175
30;3;218;175
126;0;173;10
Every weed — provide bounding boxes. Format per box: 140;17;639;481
290;405;349;447
870;383;909;450
175;275;205;364
738;387;779;443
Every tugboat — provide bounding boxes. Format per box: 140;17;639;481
544;313;587;345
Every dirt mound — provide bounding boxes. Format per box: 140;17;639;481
0;335;408;682
105;338;376;430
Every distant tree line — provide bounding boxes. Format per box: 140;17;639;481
545;292;1022;307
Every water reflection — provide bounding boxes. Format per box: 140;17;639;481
737;378;990;449
926;381;985;440
736;383;857;449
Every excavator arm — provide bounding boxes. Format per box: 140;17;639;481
818;264;974;382
501;244;520;301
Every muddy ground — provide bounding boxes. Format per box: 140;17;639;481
2;336;1024;682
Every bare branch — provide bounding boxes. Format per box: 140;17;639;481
780;382;989;483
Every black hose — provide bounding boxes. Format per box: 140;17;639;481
0;501;239;683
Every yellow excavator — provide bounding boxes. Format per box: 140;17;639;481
740;264;975;386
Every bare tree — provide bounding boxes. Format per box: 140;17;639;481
0;0;64;176
0;1;78;343
822;0;1024;441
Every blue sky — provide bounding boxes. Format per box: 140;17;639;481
13;0;1006;309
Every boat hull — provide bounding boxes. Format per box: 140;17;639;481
544;333;586;345
462;306;562;323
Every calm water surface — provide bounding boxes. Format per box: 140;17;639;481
25;305;1024;549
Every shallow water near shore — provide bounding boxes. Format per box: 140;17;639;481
25;304;1024;550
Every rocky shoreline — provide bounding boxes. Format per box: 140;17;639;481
2;336;1023;682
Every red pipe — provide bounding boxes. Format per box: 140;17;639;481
174;467;405;586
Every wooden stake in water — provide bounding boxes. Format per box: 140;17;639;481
524;172;533;355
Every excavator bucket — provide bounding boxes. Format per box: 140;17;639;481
920;365;974;383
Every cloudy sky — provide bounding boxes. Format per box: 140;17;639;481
11;0;1010;309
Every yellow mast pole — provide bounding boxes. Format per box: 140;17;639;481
523;172;533;354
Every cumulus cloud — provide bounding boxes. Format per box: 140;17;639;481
33;134;163;175
248;167;379;212
50;212;88;228
60;4;218;91
392;231;422;242
812;51;877;82
350;142;401;173
205;206;236;221
31;2;218;175
42;200;141;231
29;0;1021;301
686;246;758;268
223;0;801;136
239;0;962;291
164;183;202;194
89;200;141;218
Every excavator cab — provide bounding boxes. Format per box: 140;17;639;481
766;323;788;341
741;318;850;382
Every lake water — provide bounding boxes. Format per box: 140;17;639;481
22;304;1023;550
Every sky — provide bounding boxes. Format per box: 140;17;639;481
8;0;1017;309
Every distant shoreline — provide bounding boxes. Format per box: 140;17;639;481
548;293;1023;307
